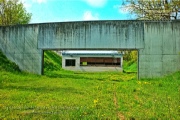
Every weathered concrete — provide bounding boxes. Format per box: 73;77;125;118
0;25;42;74
0;20;180;78
139;21;180;78
38;21;144;49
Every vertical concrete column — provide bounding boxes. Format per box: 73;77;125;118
120;56;123;68
76;57;80;68
62;56;66;69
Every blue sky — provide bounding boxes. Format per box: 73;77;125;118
21;0;132;23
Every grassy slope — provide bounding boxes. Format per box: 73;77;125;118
44;50;62;72
0;51;20;72
123;60;137;73
0;50;179;119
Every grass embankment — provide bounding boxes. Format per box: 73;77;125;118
0;50;179;119
44;50;62;72
123;60;137;73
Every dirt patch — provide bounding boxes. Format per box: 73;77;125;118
113;91;125;120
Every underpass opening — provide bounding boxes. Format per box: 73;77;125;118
122;50;138;74
42;49;139;79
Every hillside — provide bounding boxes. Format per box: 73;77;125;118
0;51;20;72
123;60;137;73
44;50;62;72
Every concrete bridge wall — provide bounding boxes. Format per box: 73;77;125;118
0;25;42;74
139;21;180;77
0;20;180;79
38;21;144;49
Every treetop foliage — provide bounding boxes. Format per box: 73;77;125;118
0;0;31;25
121;0;180;20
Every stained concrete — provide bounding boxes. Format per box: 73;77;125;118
37;21;144;49
139;21;180;78
0;25;42;74
0;20;180;79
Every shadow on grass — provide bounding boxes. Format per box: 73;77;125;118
3;85;84;94
44;70;137;82
44;70;108;81
45;73;92;80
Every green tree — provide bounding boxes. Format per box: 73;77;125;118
121;0;180;20
0;0;31;25
123;50;137;62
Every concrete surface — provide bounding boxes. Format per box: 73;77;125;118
0;20;180;79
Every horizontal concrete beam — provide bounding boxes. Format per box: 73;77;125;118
37;21;144;50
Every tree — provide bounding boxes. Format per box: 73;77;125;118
121;0;180;20
0;0;31;25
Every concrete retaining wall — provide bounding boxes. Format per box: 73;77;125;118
0;25;42;74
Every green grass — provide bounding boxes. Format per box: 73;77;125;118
0;50;20;72
0;50;180;119
44;50;62;71
123;60;137;73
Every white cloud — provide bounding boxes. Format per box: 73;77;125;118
32;0;47;4
19;0;32;10
19;0;46;9
84;0;107;7
83;11;99;20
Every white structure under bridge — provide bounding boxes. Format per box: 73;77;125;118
62;51;124;72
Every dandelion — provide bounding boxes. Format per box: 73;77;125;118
137;81;141;84
93;99;99;108
94;99;98;104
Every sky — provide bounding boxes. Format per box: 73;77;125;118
20;0;133;23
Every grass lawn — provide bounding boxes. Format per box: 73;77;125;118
0;50;180;119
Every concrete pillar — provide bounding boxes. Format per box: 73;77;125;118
120;56;123;68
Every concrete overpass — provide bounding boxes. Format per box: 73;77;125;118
0;20;180;79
